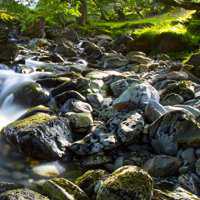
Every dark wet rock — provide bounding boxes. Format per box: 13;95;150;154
195;159;200;176
66;112;93;134
2;113;73;160
87;93;104;109
160;93;184;106
181;148;196;164
184;53;200;78
149;110;200;155
51;77;89;97
110;79;129;97
37;77;71;88
0;41;18;63
127;53;152;64
81;154;112;168
123;146;154;167
70;131;118;156
96;165;153;200
145;100;167;123
144;155;181;178
81;41;103;61
153;187;200;200
178;173;200;195
13;82;49;107
46;27;79;42
98;53;129;69
0;189;49;200
114;111;144;145
34;178;89;200
160;81;195;102
75;169;108;197
55;41;76;57
54;90;86;107
113;82;159;111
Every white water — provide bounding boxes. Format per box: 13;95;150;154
0;70;51;129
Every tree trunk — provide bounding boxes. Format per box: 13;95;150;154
78;0;88;25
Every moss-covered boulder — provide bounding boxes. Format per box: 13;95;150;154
34;178;89;200
2;113;73;160
96;165;153;200
0;189;49;200
75;169;108;197
66;112;93;134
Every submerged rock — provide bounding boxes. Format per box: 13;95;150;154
2;113;73;160
96;165;153;200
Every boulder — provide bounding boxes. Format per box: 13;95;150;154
75;169;108;197
66;112;93;134
144;155;181;178
96;165;153;200
149;110;200;155
2;113;73;160
113;82;159;111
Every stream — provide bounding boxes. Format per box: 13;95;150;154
0;69;82;185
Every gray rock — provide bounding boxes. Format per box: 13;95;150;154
149;110;200;155
113;82;159;111
110;79;129;97
145;100;167;123
116;111;144;144
181;148;196;164
144;155;181;177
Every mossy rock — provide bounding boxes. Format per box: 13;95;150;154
2;113;72;160
0;189;49;200
96;165;153;200
75;169;108;197
13;82;49;107
66;112;93;134
35;178;89;200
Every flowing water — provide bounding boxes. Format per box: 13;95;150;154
0;69;82;185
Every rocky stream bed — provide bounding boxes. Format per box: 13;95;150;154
0;24;200;199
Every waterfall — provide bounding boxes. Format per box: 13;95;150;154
0;69;50;129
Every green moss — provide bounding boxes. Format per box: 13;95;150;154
75;169;108;196
97;166;153;200
8;113;56;129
